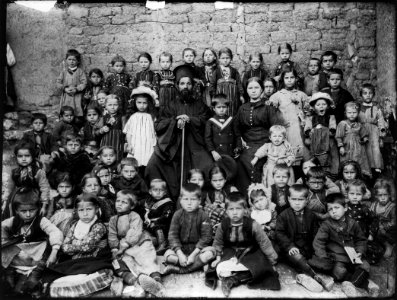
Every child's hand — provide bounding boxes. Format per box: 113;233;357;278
177;250;188;267
240;96;245;104
288;247;300;256
251;156;258;166
177;118;186;129
339;147;346;156
46;251;58;267
186;252;198;265
111;248;119;259
40;206;47;217
102;126;110;133
211;151;222;162
211;256;221;268
264;225;271;231
368;234;373;241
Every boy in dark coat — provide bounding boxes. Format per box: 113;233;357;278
276;184;333;291
320;68;355;124
308;193;371;295
205;94;237;161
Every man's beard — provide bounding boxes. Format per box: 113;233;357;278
180;89;194;103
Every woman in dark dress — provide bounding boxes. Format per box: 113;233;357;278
234;77;285;193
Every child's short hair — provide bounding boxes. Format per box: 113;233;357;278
303;156;321;167
105;94;120;105
373;179;392;198
97;145;116;157
289;184;309;198
97;89;108;96
65;49;81;64
75;192;101;208
111;55;126;66
338;159;363;180
80;172;100;190
150;178;167;190
211;93;230;107
92;164;110;177
85;104;102;116
278;42;293;54
138;52;152;64
269;125;287;138
325;192;346;207
88;68;104;79
247;76;264;90
263;77;277;88
225;191;247;209
327;68;344;80
60;105;74;117
360;83;376;96
180;183;201;199
249;52;263;63
12;187;40;211
65;134;83;146
306;166;326;181
55;172;73;187
202;48;217;61
31;113;47;126
321;50;337;63
346;179;366;195
14;140;35;157
344;101;359;112
273;163;291;177
117;157;139;173
159;51;173;63
117;189;138;207
182;47;196;58
187;168;205;181
308;58;320;66
218;47;233;60
209;165;227;181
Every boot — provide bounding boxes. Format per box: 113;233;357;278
221;276;238;297
350;268;369;289
122;272;137;285
25;262;45;292
161;264;181;276
205;266;218;290
150;272;162;283
314;273;334;292
155;229;168;255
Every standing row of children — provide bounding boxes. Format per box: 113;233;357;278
1;42;396;298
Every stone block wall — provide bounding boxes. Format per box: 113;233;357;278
6;2;382;113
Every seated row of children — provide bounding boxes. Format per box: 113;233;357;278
2;136;395;297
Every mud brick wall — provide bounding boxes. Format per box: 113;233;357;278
6;2;381;113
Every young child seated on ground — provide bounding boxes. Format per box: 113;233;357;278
209;192;280;297
143;179;175;255
109;189;163;295
247;183;277;241
1;188;63;297
308;193;372;297
275;184;333;292
162;183;216;275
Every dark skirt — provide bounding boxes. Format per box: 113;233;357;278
100;129;124;162
235;144;267;194
221;247;281;290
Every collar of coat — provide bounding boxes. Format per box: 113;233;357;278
209;116;232;130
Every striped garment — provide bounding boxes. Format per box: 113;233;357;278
49;269;113;297
123;112;156;166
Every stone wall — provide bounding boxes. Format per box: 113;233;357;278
6;2;383;113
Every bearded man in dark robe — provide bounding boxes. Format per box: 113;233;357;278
145;65;213;199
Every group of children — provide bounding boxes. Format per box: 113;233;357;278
1;43;396;298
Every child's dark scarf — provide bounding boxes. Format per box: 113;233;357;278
207;184;234;205
221;216;256;249
12;160;41;188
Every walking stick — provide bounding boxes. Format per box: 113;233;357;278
180;126;186;191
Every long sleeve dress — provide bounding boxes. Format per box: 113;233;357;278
56;68;87;117
103;72;133;114
198;63;217;107
358;103;386;170
233;100;284;193
268;89;309;166
335;120;372;177
210;65;244;116
155;70;177;108
100;113;124;162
